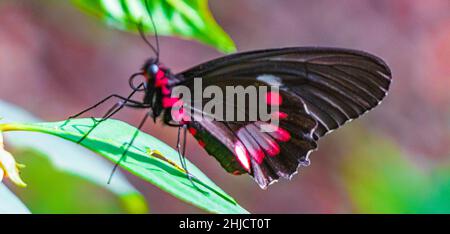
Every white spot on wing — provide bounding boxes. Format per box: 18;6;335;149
257;74;282;87
234;142;251;171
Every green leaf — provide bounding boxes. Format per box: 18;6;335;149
0;100;147;213
9;148;134;213
341;130;450;213
0;118;248;214
72;0;236;53
0;184;30;214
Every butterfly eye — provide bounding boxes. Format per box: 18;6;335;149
150;64;159;74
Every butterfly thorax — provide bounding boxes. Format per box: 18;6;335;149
141;59;182;122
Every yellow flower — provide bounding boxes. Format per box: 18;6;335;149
0;132;26;187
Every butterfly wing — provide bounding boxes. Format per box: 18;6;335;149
173;47;392;188
180;47;392;138
184;94;318;188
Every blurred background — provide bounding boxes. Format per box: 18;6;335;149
1;0;450;213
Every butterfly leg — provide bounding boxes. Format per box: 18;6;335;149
176;126;188;174
71;84;149;143
69;83;146;119
69;95;146;119
76;100;149;144
176;125;204;191
107;111;151;184
76;100;125;143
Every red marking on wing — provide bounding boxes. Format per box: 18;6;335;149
252;149;265;164
264;139;280;157
272;111;288;119
197;140;206;148
269;127;291;142
188;127;197;136
237;128;265;164
266;91;282;106
246;124;280;157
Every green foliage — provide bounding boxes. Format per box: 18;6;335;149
10;148;131;214
0;100;147;213
72;0;236;53
342;133;450;213
0;118;248;214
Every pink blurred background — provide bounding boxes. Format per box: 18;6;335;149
1;0;449;213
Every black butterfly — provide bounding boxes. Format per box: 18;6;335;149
71;4;391;189
73;46;391;189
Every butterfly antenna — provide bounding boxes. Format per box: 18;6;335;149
143;0;160;62
137;22;158;57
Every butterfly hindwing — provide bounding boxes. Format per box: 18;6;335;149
178;90;318;188
186;118;247;175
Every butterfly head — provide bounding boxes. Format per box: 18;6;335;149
138;58;161;119
142;58;159;78
138;58;179;121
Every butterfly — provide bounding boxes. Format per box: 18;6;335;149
71;2;392;189
73;45;391;189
